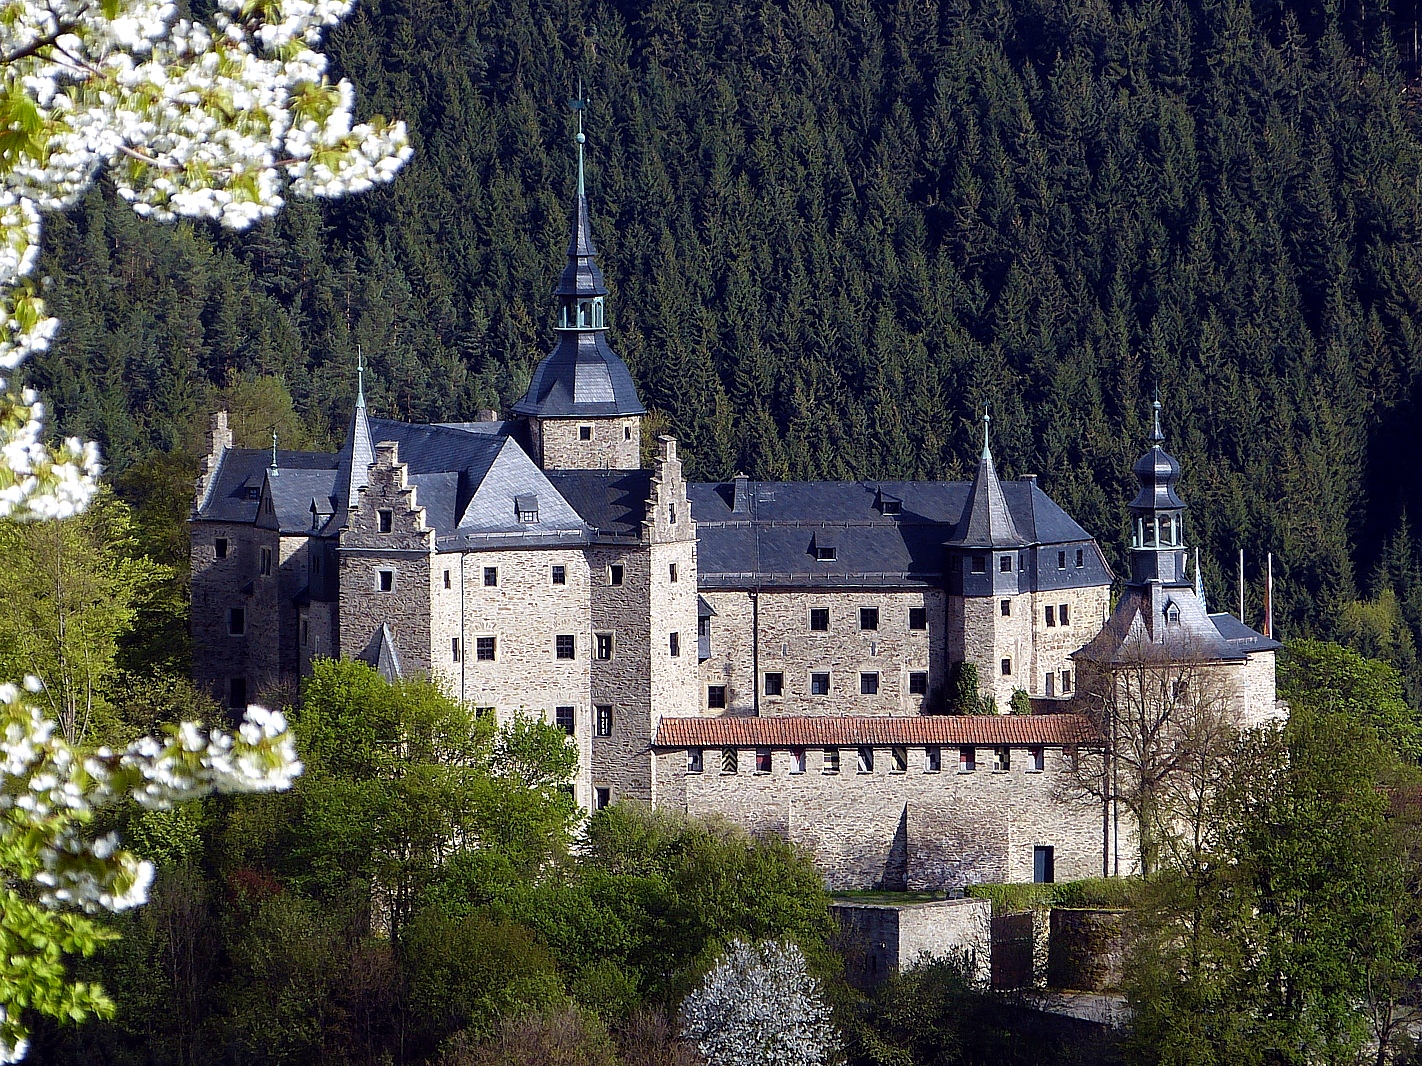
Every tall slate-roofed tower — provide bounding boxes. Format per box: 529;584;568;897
512;100;645;470
1127;399;1187;586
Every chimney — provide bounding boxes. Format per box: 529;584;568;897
732;473;751;514
476;408;499;422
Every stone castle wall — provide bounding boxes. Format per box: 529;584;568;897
533;416;641;471
655;743;1104;890
698;588;947;715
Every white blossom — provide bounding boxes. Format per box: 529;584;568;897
680;940;838;1066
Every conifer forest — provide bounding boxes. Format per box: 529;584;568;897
35;0;1422;691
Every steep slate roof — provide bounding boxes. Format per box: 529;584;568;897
261;468;342;534
687;478;1102;588
510;331;646;418
196;448;339;523
546;470;653;538
654;714;1101;748
946;439;1024;548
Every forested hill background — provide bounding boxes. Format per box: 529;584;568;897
29;0;1422;688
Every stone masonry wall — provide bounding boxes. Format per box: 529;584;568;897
534;416;642;471
832;900;994;989
697;588;947;716
338;442;434;679
191;519;281;708
590;542;653;802
427;547;594;809
656;744;1104;890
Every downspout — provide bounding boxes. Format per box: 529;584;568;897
752;590;760;716
460;553;466;706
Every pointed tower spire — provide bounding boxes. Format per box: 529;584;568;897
356;346;366;409
338;349;375;527
1195;546;1207;610
947;402;1023;547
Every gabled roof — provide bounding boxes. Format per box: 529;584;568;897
653;714;1101;749
261;468;341;534
359;623;403;682
195;448;339;523
452;438;588;538
1073;581;1275;666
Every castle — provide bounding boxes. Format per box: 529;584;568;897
190;129;1280;890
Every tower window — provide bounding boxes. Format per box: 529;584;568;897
1062;670;1072;693
302;619;309;646
810;608;829;631
1000;555;1013;573
624;425;632;441
443;569;451;589
214;538;228;559
1001;657;1012;676
669;562;678;582
378;570;394;593
669;504;677;525
810;672;830;696
378;509;393;533
451;638;460;662
555;706;575;735
1046;672;1055;697
484;567;498;587
1076;549;1085;567
859;607;879;630
476;636;496;661
596;705;613;737
596;633;614;660
909;671;928;695
1046;605;1056;627
860;672;880;695
707;685;726;709
595;787;610;810
556;635;576;660
764;672;784;697
909;607;927;630
1058;551;1067;570
1060;603;1070;625
579;425;593;441
971;555;986;574
260;547;272;575
609;565;624;586
552;565;566;585
227;608;245;636
669;632;681;657
1001;599;1011;617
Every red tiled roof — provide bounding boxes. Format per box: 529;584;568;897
653;714;1101;748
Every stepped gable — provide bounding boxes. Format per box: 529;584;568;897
686;478;1106;589
654;714;1102;748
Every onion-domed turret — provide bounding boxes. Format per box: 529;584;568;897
1127;399;1187;586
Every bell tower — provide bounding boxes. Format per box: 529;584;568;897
1127;398;1188;587
512;95;646;470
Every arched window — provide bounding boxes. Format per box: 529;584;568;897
594;298;604;327
579;300;593;327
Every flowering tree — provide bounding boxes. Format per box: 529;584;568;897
0;0;410;519
0;0;406;1057
680;939;837;1066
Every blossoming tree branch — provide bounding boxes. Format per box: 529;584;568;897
0;0;409;1058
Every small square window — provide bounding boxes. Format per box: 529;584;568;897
909;607;927;630
823;748;840;774
1000;599;1011;617
1030;746;1045;772
476;636;496;661
1001;657;1012;676
707;685;727;709
552;565;566;585
610;565;624;586
994;747;1011;772
859;607;879;630
443;569;451;589
596;633;614;660
860;672;880;696
971;555;986;574
1076;549;1085;567
791;748;807;774
228;677;247;709
810;608;829;631
909;671;928;695
722;749;738;774
764;672;784;697
1060;603;1070;626
891;746;907;773
579;425;593;441
669;562;679;582
378;509;393;533
379;569;394;592
810;672;830;696
1046;605;1056;627
1000;555;1012;573
755;748;772;773
556;634;576;660
959;747;976;772
881;500;901;515
857;747;874;773
215;538;228;559
1058;550;1067;570
451;638;460;662
484;566;498;587
595;787;611;809
925;746;941;773
669;632;681;657
555;706;575;735
227;607;246;636
596;705;613;737
688;748;704;773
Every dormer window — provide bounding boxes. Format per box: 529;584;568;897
875;490;902;516
516;494;539;524
1165;602;1181;625
812;530;839;562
